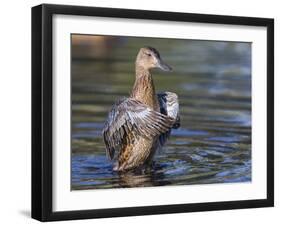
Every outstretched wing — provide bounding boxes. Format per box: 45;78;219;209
102;97;175;160
157;92;180;146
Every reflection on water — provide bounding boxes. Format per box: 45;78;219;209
71;36;251;190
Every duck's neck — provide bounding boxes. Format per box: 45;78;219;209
131;66;159;110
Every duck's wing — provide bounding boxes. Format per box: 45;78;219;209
102;97;175;160
157;92;180;146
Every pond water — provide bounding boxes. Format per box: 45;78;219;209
71;36;251;190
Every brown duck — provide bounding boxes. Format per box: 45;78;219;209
103;47;180;172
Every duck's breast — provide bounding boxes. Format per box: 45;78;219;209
117;136;158;171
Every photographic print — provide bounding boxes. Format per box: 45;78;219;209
71;35;252;190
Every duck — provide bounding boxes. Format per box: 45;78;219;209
102;47;180;172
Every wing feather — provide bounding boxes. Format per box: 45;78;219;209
157;92;180;146
102;97;174;159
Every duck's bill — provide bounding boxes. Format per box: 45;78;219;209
157;59;172;71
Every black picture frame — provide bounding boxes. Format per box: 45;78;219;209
32;3;274;222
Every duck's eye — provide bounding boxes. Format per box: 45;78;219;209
146;53;152;57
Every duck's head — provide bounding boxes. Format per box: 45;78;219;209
136;47;172;72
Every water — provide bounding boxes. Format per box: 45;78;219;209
71;36;251;190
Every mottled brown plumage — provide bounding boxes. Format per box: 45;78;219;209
103;47;180;172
